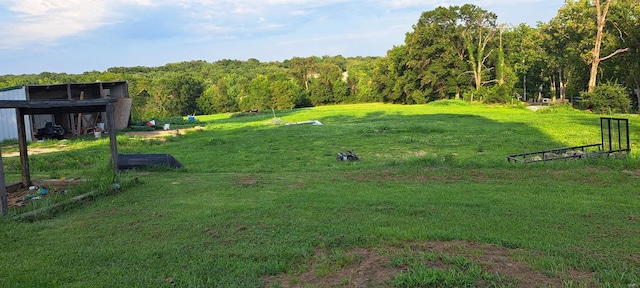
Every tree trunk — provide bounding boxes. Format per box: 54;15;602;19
588;0;610;93
549;74;557;103
636;81;640;112
558;68;564;102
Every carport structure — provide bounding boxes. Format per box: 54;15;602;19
0;98;119;215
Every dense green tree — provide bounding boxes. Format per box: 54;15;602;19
158;74;205;115
309;63;345;105
223;74;249;111
599;0;640;110
543;2;593;101
503;24;549;101
246;75;271;110
197;78;237;113
404;6;470;101
344;57;379;103
372;46;412;104
544;0;630;100
196;84;220;115
270;79;298;110
288;57;317;91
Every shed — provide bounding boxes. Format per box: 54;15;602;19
0;86;32;142
0;98;120;215
0;81;131;142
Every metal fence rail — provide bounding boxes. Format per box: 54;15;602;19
507;117;630;163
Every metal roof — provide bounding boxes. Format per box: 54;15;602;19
0;85;24;93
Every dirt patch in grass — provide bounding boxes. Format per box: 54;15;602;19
7;179;84;208
232;175;259;187
1;146;68;158
123;126;205;139
263;240;595;287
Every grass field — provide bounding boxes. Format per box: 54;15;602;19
1;101;639;287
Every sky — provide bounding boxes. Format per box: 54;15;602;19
0;0;564;75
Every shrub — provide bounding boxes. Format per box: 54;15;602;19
462;86;513;104
482;85;513;104
578;83;630;114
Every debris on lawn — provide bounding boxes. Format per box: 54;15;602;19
285;120;323;126
10;179;78;208
337;151;359;161
117;153;183;170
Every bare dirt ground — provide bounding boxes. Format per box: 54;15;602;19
123;129;181;138
1;127;205;158
263;240;595;288
1;147;68;158
123;126;205;139
8;179;83;208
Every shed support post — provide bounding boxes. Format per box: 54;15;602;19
106;103;119;173
0;144;8;215
16;108;30;187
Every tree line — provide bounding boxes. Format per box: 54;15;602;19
1;0;638;120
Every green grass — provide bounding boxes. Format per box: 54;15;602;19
1;101;639;287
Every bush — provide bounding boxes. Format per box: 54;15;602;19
482;85;513;104
462;86;513;104
579;83;630;114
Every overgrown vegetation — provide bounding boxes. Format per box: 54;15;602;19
1;103;638;287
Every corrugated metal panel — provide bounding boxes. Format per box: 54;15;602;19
33;115;55;130
0;87;32;142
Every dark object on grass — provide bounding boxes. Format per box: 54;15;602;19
36;122;65;140
337;151;359;161
117;154;183;170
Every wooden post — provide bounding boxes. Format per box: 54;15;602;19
76;91;84;135
16;108;30;187
67;85;77;136
106;103;119;172
0;143;8;215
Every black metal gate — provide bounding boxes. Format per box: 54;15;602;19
507;117;630;163
601;117;630;154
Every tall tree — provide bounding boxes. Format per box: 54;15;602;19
544;1;594;101
459;4;499;92
159;74;205;115
288;57;317;91
246;74;271;110
587;0;629;92
404;6;470;101
309;63;345;105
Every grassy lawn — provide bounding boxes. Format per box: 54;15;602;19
1;101;639;287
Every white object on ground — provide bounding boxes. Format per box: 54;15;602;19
285;120;323;126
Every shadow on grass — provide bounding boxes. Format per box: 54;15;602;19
2;108;590;179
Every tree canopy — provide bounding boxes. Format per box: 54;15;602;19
2;1;639;119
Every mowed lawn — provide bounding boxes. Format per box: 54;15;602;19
1;101;639;287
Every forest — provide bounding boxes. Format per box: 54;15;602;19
1;0;639;121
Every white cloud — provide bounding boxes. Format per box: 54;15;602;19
0;0;363;49
381;0;547;9
0;0;153;49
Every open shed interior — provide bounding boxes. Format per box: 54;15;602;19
24;82;130;138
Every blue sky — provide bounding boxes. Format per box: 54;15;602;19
0;0;564;75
